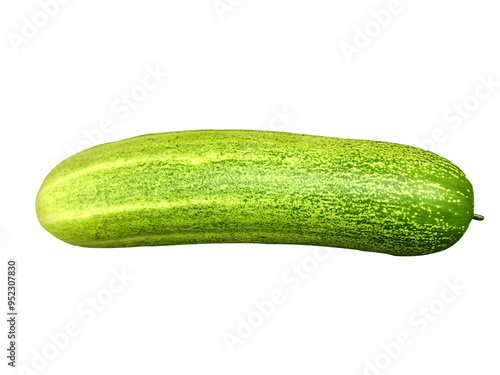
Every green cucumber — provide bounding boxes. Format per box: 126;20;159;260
36;130;482;255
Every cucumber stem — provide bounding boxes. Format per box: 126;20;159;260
473;214;484;221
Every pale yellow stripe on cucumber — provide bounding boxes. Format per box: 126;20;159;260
39;197;248;226
39;153;296;193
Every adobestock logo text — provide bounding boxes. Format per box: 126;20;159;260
415;74;499;152
7;0;71;54
65;64;169;156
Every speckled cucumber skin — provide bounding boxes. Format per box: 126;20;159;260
36;129;475;255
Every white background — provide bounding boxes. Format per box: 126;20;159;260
1;0;499;374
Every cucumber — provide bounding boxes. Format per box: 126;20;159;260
36;130;482;255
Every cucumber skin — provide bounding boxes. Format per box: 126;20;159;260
36;130;475;256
